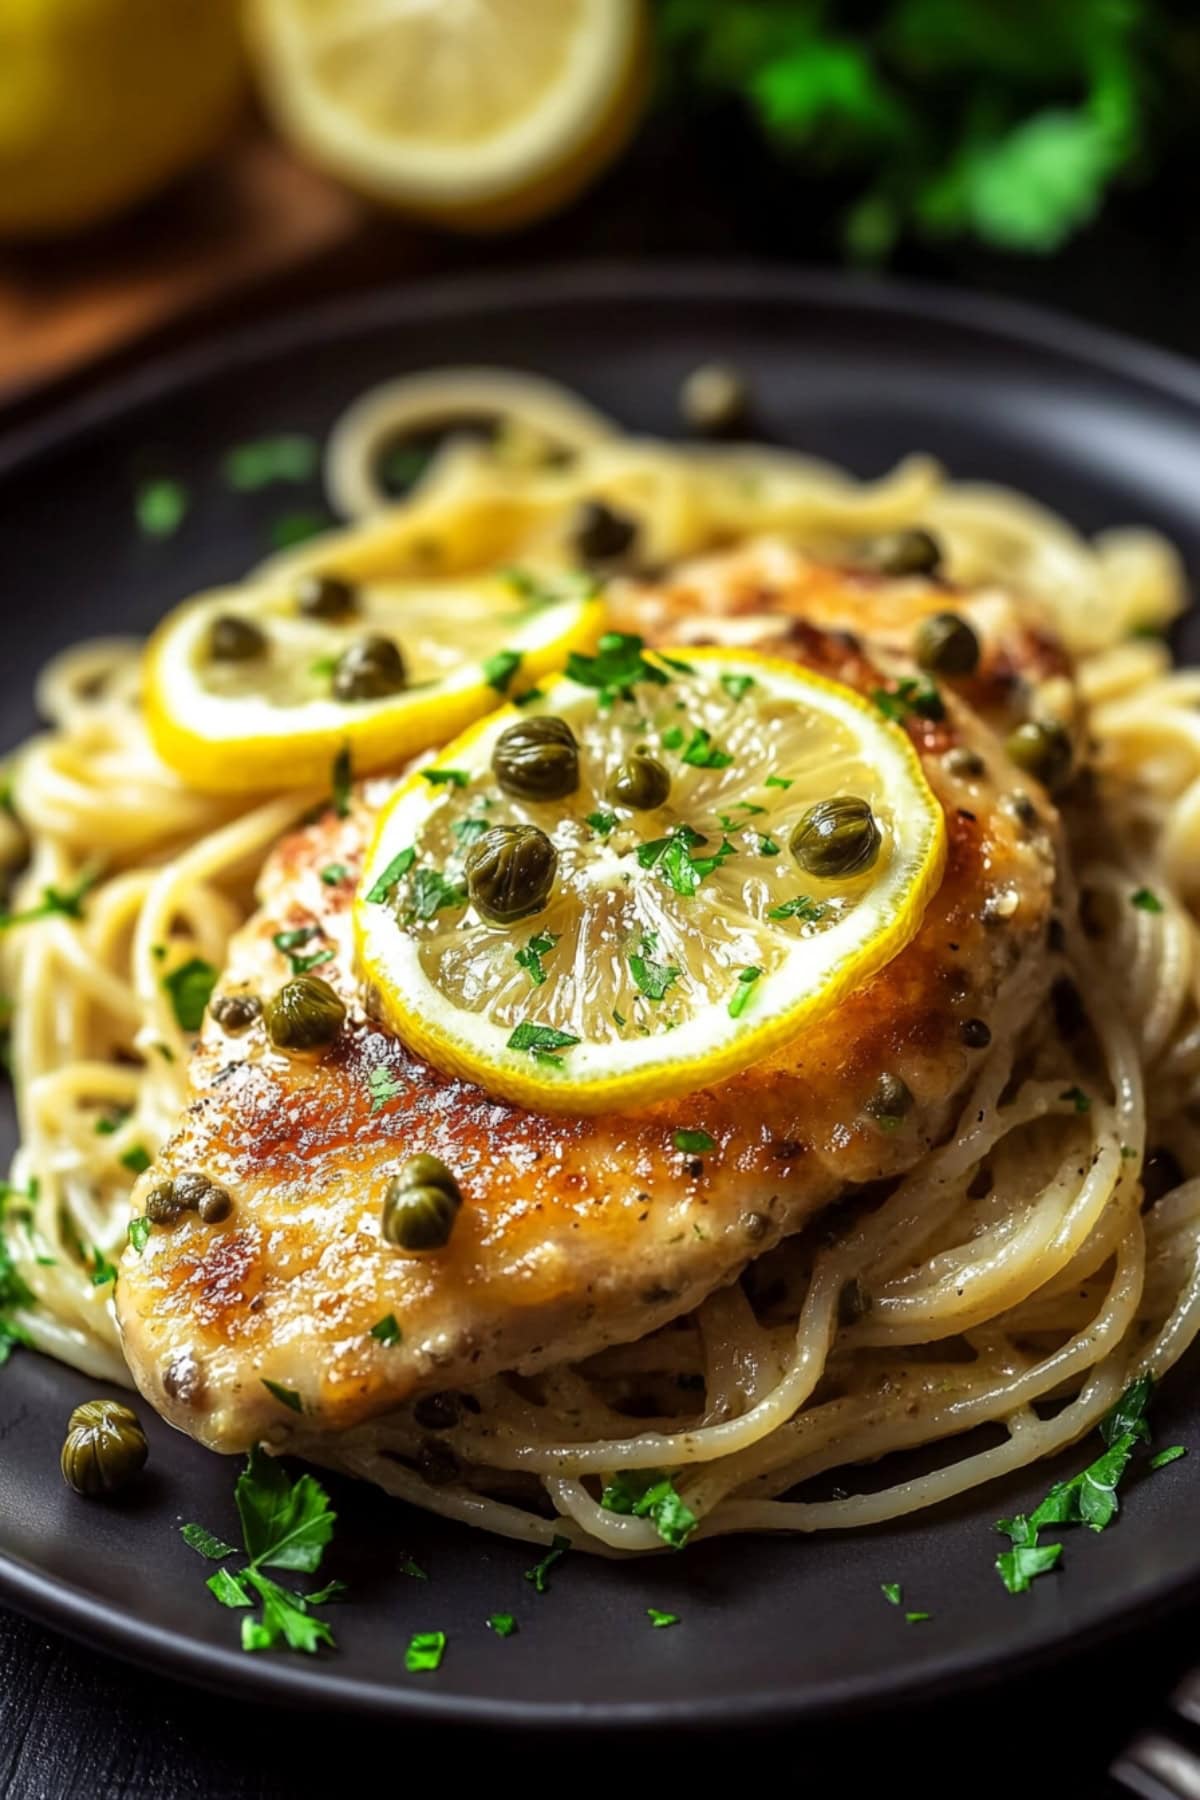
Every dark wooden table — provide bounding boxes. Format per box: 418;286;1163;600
5;112;1200;1799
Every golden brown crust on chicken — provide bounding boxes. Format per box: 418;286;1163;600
117;548;1062;1454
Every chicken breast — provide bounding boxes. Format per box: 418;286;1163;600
117;544;1063;1455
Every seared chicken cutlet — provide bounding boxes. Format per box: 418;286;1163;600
117;543;1064;1455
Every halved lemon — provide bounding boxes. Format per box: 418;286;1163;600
248;0;648;232
355;641;947;1113
145;567;604;794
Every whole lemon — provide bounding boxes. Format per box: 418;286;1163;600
0;0;244;238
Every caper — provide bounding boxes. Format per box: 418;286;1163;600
865;1072;913;1127
198;1186;232;1224
331;634;406;701
679;362;750;436
60;1399;148;1497
960;1017;992;1049
398;1153;461;1199
1005;719;1073;792
264;975;346;1051
208;614;266;662
790;796;881;880
144;1181;186;1224
869;528;943;577
209;991;261;1034
383;1180;460;1252
572;498;638;564
491;715;579;801
172;1170;212;1210
915;611;980;676
295;573;358;620
465;824;556;923
606;752;670;812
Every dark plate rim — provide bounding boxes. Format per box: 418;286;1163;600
4;261;1200;1728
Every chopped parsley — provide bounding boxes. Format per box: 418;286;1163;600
119;1145;151;1175
1059;1085;1091;1114
586;810;617;837
515;930;560;988
367;1067;403;1113
566;632;669;706
406;1630;445;1672
135;478;188;539
366;845;415;903
89;1247;118;1288
660;725;685;750
320;863;349;887
261;1379;304;1414
717;803;766;828
331;746;352;819
600;1470;698;1549
1131;887;1163;913
271;511;330;551
401;1555;428;1581
524;1534;571;1592
0;866;100;931
1150;1445;1187;1470
452;817;490;848
720;672;756;702
482;649;523;693
872;676;945;724
185;1447;338;1654
95;1109;130;1136
995;1542;1064;1594
272;926;333;976
681;728;733;770
638;824;735;898
507;1022;580;1064
728;966;762;1018
370;1313;401;1346
764;774;793;790
128;1216;152;1255
409;868;468;921
514;687;545;708
755;834;781;858
768;894;825;923
488;1613;517;1637
905;1612;931;1625
421;768;469;788
162;958;218;1032
881;1582;902;1606
222;435;317;491
503;567;600;611
673;1129;715;1154
647;1608;680;1628
630;935;680;1002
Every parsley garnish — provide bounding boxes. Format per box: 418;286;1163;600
261;1379;304;1414
1059;1085;1091;1114
660;725;685;750
119;1145;151;1175
1131;888;1163;913
185;1447;338;1654
764;774;792;790
600;1471;698;1549
728;966;762;1019
222;435;317;491
507;1022;580;1064
370;1314;401;1346
162;958;218;1032
673;1129;715;1154
1150;1445;1187;1470
0;1183;35;1364
482;649;522;693
524;1535;571;1592
452;817;489;848
905;1612;931;1625
366;846;415;903
872;676;945;724
638;824;734;897
331;746;352;819
488;1613;517;1637
367;1067;403;1113
401;1555;428;1581
881;1582;902;1606
272;926;333;976
409;868;467;921
719;673;756;702
503;567;600;611
647;1608;680;1628
319;863;348;887
630;936;681;1002
586;810;617;837
0;866;100;930
755;834;781;857
717;802;766;828
681;728;733;769
272;512;330;551
406;1630;445;1672
566;632;669;705
135;478;188;539
768;894;825;923
128;1217;152;1255
515;930;560;988
421;768;469;788
89;1247;117;1288
95;1109;130;1136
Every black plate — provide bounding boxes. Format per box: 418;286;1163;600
2;265;1199;1730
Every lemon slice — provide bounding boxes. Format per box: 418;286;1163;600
145;567;604;794
355;642;947;1113
249;0;648;231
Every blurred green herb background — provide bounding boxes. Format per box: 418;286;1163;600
655;0;1199;260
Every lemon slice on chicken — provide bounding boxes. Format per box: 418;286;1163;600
146;568;604;794
355;640;946;1113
